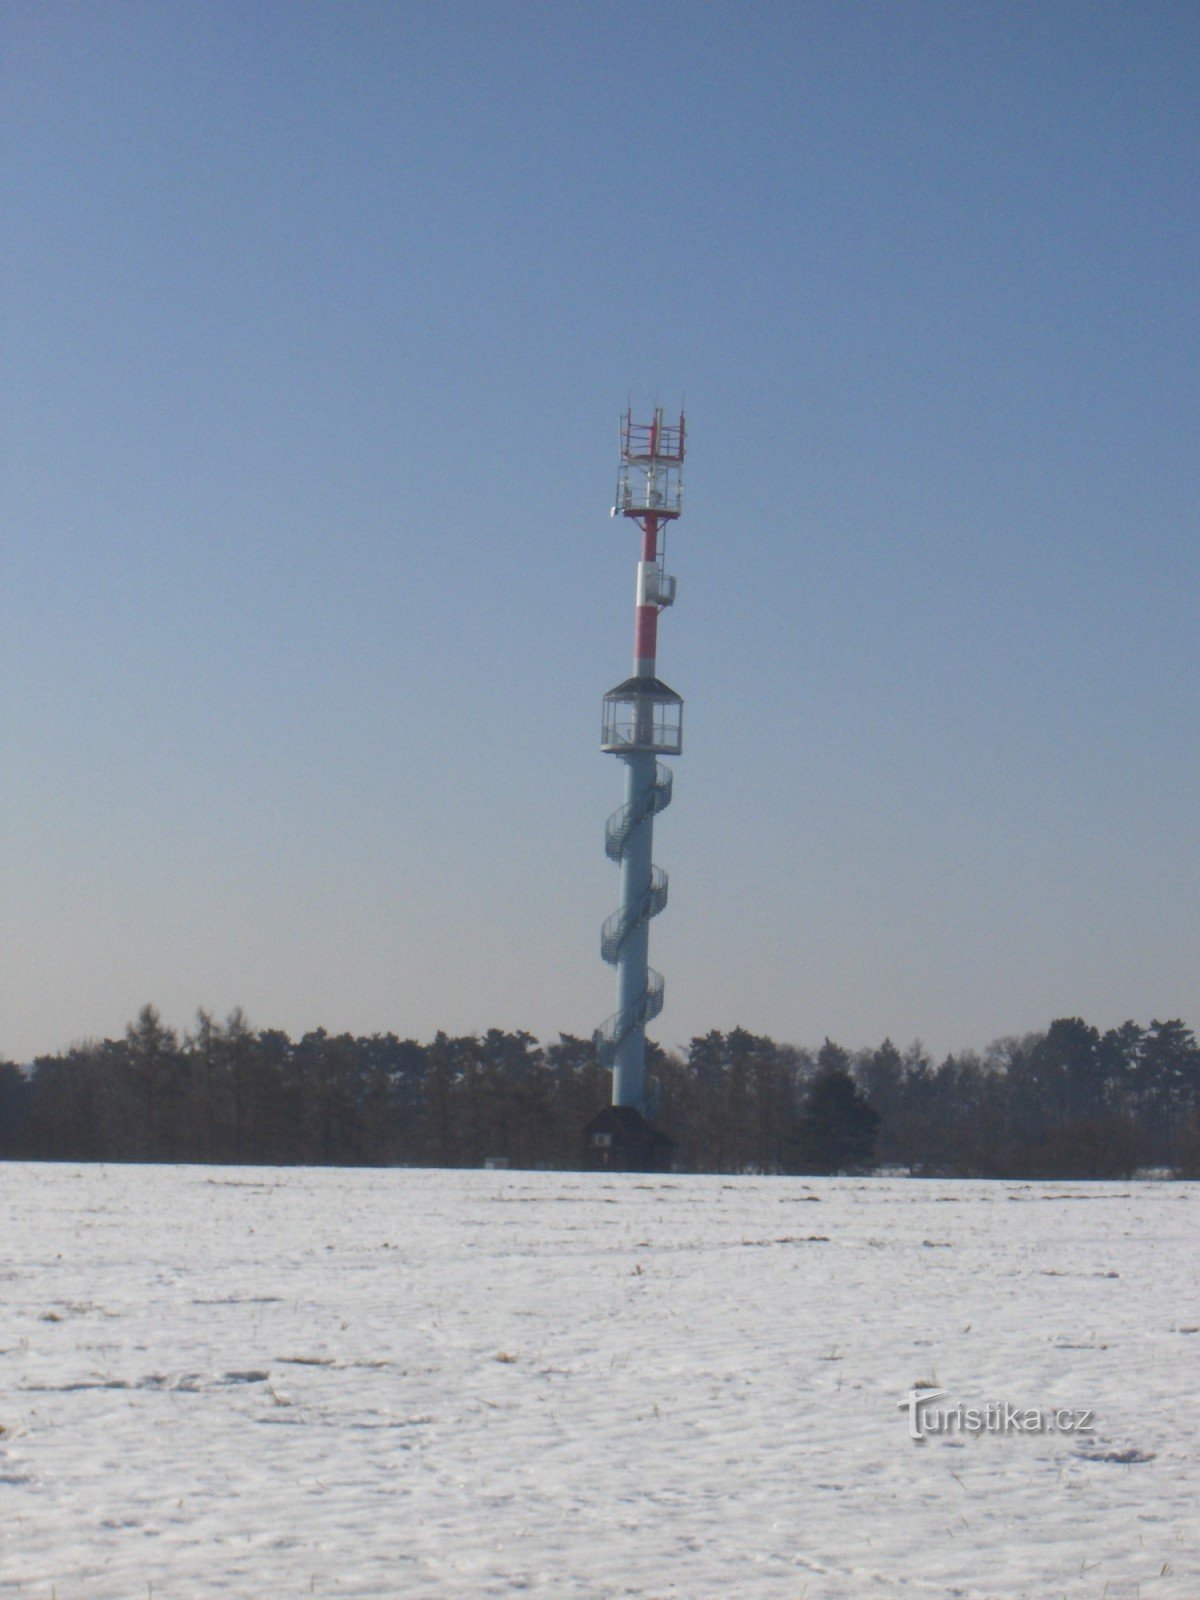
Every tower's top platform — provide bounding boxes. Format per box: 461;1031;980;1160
614;405;685;521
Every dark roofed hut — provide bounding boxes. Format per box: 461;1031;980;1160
583;1106;676;1173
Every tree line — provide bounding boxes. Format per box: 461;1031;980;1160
2;1007;1198;1178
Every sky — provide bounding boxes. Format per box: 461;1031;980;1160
3;1;1197;1065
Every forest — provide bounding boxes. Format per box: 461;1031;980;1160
3;1008;1198;1179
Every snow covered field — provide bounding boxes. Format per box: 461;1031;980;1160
1;1165;1197;1599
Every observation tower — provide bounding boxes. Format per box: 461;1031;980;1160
593;406;685;1137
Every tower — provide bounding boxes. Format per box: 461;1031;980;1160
594;406;685;1129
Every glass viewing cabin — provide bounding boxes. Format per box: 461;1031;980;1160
601;677;684;756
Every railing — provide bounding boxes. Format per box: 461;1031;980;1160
605;763;673;861
596;745;674;1081
600;715;682;756
614;469;683;519
600;867;668;964
594;969;665;1070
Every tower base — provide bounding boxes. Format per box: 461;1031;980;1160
583;1106;676;1173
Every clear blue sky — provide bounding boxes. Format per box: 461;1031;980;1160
3;1;1197;1063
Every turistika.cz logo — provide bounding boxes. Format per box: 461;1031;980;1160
898;1389;1095;1442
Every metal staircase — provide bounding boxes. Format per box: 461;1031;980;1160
604;762;673;861
595;968;664;1071
594;756;673;1075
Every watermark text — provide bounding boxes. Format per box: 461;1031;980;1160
898;1389;1095;1441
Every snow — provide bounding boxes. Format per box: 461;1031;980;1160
1;1165;1197;1598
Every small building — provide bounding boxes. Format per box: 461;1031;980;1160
583;1106;675;1173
